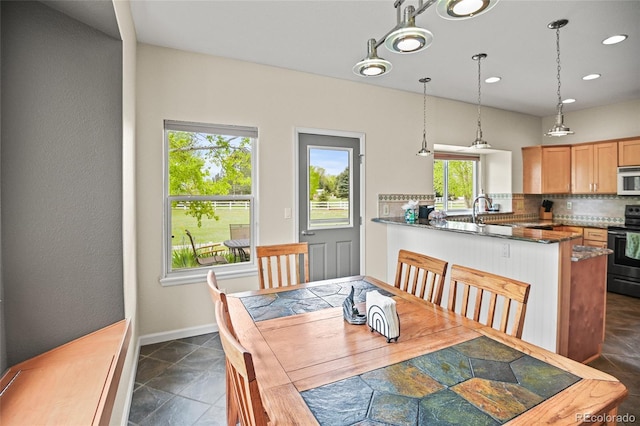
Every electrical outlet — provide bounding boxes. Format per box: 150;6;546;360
501;243;510;258
383;204;390;216
567;201;572;210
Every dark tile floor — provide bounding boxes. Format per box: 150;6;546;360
128;292;640;425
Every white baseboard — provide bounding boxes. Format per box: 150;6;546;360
138;322;219;346
117;343;140;426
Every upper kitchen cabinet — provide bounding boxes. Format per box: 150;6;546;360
618;138;640;166
571;142;617;194
522;145;571;194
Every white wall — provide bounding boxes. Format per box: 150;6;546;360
136;44;542;336
112;0;138;423
541;98;640;146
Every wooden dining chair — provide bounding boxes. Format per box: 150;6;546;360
214;300;270;426
448;264;531;338
256;242;309;289
207;270;238;426
394;249;448;305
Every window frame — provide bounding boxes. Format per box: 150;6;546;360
434;152;480;213
160;120;258;286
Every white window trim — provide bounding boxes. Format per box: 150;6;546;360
160;120;258;286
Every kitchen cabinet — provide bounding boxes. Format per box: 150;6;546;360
618;138;640;166
583;227;608;248
571;142;617;194
522;145;571;194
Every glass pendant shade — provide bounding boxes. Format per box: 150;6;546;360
385;6;433;54
437;0;499;20
353;38;392;77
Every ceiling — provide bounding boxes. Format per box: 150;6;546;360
129;0;640;117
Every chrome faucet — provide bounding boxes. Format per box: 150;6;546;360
471;194;492;224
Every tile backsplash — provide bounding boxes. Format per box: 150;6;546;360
377;192;640;225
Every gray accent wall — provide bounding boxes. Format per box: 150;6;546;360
1;1;124;365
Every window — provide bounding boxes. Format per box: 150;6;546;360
162;120;257;284
433;153;479;212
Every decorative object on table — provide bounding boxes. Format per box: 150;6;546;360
366;290;400;343
343;286;367;325
402;200;419;223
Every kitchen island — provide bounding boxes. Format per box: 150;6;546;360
373;217;611;362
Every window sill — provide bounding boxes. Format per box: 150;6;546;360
160;264;257;286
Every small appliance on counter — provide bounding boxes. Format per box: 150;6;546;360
418;205;435;219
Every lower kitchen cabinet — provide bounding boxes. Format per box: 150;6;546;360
561;254;608;363
583;227;608;248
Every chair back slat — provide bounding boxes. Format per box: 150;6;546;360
256;243;309;289
394;250;448;305
448;265;530;338
215;300;269;426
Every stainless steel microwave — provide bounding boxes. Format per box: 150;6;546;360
618;166;640;195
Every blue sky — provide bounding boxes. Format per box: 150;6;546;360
310;148;349;176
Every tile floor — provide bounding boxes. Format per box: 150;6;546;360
128;292;640;426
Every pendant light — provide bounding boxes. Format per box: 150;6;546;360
545;19;574;137
417;77;433;157
470;53;491;149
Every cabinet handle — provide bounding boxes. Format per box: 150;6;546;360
594;183;598;192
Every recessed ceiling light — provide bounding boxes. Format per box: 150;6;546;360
582;73;601;81
562;98;576;104
485;76;501;83
602;34;628;45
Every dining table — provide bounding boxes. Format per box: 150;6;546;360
226;275;628;425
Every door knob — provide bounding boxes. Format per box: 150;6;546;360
301;230;315;236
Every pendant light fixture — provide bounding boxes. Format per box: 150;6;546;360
417;77;433;157
470;53;491;149
354;0;500;77
353;38;393;77
545;19;574;137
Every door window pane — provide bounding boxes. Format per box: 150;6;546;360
308;147;351;228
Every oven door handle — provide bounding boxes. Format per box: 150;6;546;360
608;230;630;237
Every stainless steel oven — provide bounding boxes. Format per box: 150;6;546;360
607;205;640;297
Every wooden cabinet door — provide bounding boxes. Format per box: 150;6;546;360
618;139;640;166
571;144;593;193
542;146;571;193
593;142;618;193
522;146;542;194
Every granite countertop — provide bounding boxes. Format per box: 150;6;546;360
372;217;581;244
570;245;613;262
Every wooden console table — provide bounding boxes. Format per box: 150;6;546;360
0;319;130;425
